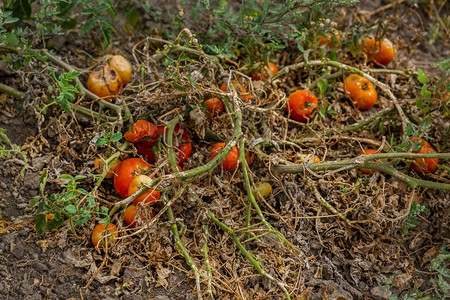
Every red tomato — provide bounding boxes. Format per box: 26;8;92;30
250;61;279;82
114;158;152;198
94;158;121;179
123;205;154;228
286;90;318;122
358;149;378;174
210;142;239;171
204;98;224;115
91;223;118;248
128;175;160;205
410;138;439;175
343;74;377;110
124;120;159;143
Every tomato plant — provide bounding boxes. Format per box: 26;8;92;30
220;81;252;101
410;138;439;175
123;205;154;228
94;158;121;179
343;74;377;110
128;174;160;205
286;90;318;122
204;98;224;115
91;223;118;248
250;61;279;82
210;142;239;171
358;149;378;174
114;158;152;198
87;65;123;101
363;37;395;66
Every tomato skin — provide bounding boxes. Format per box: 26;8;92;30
204;98;224;115
136;142;157;163
358;149;378;174
363;37;395;66
128;175;160;205
344;74;377;110
114;158;152;198
91;223;118;248
123;205;154;228
176;142;192;165
87;65;123;102
410;139;439;175
251;62;279;82
94;158;122;179
108;55;132;85
286;90;318;122
124;120;159;143
210;142;239;171
220;81;252;101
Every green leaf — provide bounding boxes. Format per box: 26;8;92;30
39;169;48;196
29;196;41;207
421;85;431;98
172;81;185;91
65;204;77;214
79;17;97;36
35;213;47;237
95;137;107;146
111;132;122;142
99;216;111;225
88;195;95;209
417;68;428;84
75;210;90;226
317;79;328;97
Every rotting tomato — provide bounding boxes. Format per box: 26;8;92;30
250;61;279;82
220;81;252;101
91;223;118;248
124;205;155;228
203;98;224;115
297;154;321;164
410;138;439;175
363;37;395;66
114;158;152;198
286;90;318;122
87;64;123;102
108;55;132;85
358;149;378;174
94;157;122;179
253;181;272;201
124;120;159;143
343;74;377;110
127;174;160;205
210;142;239;171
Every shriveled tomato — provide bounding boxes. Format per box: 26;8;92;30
410;138;439;175
124;205;155;228
363;37;395;66
124;120;159;144
220;81;252;101
108;55;132;85
94;158;122;179
114;158;152;198
253;181;272;200
128;174;160;205
286;90;318;122
344;74;377;110
250;61;279;82
210;142;239;171
358;149;378;174
91;223;118;248
297;154;321;164
87;65;123;102
204;98;224;115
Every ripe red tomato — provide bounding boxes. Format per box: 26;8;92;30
220;81;252;101
286;90;318;122
210;142;239;171
128;174;160;205
410;138;439;175
123;205;154;228
136;142;157;163
363;37;395;66
87;65;123;102
250;61;279;82
91;223;118;248
114;158;152;198
204;98;224;115
358;149;378;174
343;74;377;110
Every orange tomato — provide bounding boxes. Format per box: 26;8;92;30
210;142;240;171
358;149;378;174
123;205;154;228
220;81;252;101
319;33;340;48
250;61;279;82
91;223;118;248
87;65;123;102
127;175;160;205
286;90;318;122
363;37;395;66
108;55;132;85
343;74;377;110
114;158;152;198
203;98;224;115
410;138;439;175
94;158;122;179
